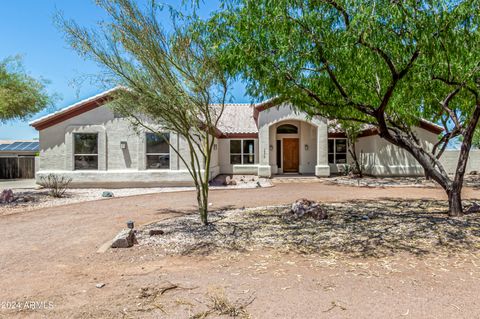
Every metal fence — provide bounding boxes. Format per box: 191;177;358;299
0;156;36;179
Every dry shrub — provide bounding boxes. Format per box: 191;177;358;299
191;289;254;319
39;174;72;198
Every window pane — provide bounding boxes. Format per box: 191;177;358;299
243;155;255;164
74;133;98;154
74;155;98;170
146;155;170;169
230;140;241;153
146;133;169;154
336;153;347;164
328;139;334;154
243;140;254;154
230;155;241;164
277;124;298;134
336;139;347;153
328;154;335;164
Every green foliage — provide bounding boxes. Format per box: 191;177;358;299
0;56;51;122
206;0;479;133
205;0;480;214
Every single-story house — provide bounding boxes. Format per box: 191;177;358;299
0;140;39;179
29;88;444;187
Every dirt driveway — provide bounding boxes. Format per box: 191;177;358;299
1;183;479;318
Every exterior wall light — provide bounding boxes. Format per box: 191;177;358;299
305;144;309;151
120;141;127;149
213;144;218;150
269;145;273;151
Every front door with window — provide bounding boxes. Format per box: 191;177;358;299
283;138;299;172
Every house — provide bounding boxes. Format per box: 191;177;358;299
0;140;39;179
29;88;444;187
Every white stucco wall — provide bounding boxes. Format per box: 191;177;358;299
37;104;216;187
438;149;480;174
354;127;438;176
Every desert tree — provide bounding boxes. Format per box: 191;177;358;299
0;56;51;121
59;0;229;225
206;0;480;216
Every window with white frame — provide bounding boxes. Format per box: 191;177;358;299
146;132;170;169
328;138;347;164
74;133;98;170
230;140;255;164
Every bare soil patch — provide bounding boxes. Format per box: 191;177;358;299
2;185;480;318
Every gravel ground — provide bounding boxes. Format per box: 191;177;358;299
0;175;272;216
319;174;480;188
138;199;480;257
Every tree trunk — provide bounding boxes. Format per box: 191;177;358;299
196;186;209;225
447;188;463;216
348;141;362;177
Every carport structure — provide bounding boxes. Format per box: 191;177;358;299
0;140;39;179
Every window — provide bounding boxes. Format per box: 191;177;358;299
277;124;298;134
146;133;170;169
328;138;347;164
230;140;255;164
74;133;98;170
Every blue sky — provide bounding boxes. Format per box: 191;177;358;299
0;0;247;140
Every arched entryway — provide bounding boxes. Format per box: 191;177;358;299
276;124;300;172
256;102;330;177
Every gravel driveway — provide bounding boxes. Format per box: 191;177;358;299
1;183;479;318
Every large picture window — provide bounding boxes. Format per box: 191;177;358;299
146;133;170;169
74;133;98;170
230;139;255;164
328;138;347;164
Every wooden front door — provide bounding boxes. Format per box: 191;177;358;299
283;138;299;172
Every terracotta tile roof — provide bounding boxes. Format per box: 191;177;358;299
216;104;258;134
30;87;443;136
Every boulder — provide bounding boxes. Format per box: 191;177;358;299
286;199;328;220
223;176;237;186
111;229;136;248
0;189;14;204
102;191;114;198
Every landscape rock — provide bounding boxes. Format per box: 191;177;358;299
111;229;136;248
102;191;114;198
0;189;14;204
285;199;328;220
96;283;106;288
223;176;237;186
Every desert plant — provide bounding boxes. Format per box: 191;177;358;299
39;174;72;198
58;0;229;226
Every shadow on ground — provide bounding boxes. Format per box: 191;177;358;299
139;199;480;258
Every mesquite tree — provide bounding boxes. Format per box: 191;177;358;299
207;0;480;216
59;0;229;225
